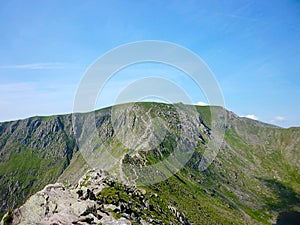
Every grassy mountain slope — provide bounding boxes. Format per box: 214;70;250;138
0;102;299;224
0;115;76;219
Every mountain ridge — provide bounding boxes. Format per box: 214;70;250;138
0;102;290;129
0;102;299;224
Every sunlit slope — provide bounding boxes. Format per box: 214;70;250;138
0;102;299;224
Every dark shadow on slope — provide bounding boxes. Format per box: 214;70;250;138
257;178;300;212
276;212;300;225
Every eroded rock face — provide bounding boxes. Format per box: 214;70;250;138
2;102;299;225
0;115;76;217
0;102;225;218
1;169;191;225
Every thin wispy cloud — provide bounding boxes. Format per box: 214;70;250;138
0;1;298;127
271;116;286;123
0;82;35;92
217;12;259;23
0;81;76;122
0;62;82;70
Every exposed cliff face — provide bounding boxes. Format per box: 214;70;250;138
0;102;299;224
0;114;78;219
72;103;217;186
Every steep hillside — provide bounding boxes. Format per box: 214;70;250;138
0;102;299;224
0;115;76;219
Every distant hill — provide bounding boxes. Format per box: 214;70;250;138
0;102;299;224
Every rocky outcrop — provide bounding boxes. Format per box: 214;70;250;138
1;169;191;225
1;102;299;224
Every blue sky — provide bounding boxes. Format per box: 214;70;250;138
0;0;299;127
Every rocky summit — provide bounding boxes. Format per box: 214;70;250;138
0;102;299;224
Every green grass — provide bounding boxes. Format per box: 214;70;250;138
96;181;180;224
0;147;67;217
1;102;299;224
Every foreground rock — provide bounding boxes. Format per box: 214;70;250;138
1;169;191;225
